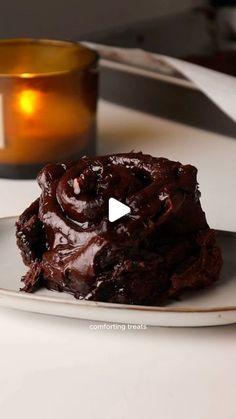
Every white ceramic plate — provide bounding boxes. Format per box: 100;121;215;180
0;216;236;327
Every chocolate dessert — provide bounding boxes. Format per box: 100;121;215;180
16;152;222;305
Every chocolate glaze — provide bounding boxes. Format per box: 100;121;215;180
16;152;222;305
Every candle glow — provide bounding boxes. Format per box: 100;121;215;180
20;73;34;78
18;89;39;115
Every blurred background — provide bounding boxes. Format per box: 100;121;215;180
0;0;235;139
1;0;236;73
0;1;207;40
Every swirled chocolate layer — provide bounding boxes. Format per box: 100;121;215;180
16;152;222;305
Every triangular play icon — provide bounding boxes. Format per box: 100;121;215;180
108;197;131;222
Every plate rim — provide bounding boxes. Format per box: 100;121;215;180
0;287;236;313
1;215;236;315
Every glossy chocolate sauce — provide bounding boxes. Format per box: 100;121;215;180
16;152;222;305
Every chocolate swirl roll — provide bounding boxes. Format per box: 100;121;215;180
16;152;222;305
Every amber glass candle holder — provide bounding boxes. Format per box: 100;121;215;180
0;39;98;179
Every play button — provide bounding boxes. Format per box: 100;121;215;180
108;198;131;222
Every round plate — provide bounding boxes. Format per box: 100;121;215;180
0;216;236;327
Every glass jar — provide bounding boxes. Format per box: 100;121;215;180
0;38;98;178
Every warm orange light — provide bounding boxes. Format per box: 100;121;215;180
18;89;39;115
20;73;34;78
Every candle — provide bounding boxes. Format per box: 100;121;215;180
0;39;98;178
0;94;4;149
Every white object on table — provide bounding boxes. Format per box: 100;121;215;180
87;42;236;123
0;100;235;419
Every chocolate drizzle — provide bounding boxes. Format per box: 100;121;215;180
16;152;222;305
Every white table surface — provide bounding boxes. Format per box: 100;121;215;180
0;100;235;419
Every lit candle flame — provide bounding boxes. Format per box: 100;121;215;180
18;90;39;115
